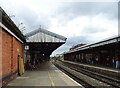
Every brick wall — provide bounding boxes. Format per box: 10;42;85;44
12;37;23;72
2;29;24;77
0;29;2;78
2;30;11;77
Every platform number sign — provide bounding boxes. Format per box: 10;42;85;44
25;45;29;50
17;49;20;52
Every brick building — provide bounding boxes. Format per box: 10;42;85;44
0;7;26;86
0;7;67;87
70;43;86;51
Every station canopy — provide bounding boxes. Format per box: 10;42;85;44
25;28;67;60
25;28;66;43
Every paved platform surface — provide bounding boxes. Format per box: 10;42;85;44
63;60;120;73
7;61;83;87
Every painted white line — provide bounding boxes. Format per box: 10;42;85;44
16;77;29;79
55;70;62;72
53;64;84;87
61;71;84;87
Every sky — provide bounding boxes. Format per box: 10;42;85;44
0;0;119;56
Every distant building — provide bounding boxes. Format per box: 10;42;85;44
70;43;86;51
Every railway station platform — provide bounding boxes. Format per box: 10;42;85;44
63;60;120;72
7;61;83;87
61;60;120;80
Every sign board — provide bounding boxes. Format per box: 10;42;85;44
25;45;29;50
17;49;20;52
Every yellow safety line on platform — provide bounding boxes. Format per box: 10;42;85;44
48;71;55;87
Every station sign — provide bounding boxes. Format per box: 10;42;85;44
118;38;120;41
25;45;29;50
17;49;20;52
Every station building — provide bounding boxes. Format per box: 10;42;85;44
25;28;66;63
0;7;67;86
64;35;120;66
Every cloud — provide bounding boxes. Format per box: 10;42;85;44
51;35;95;56
49;14;117;37
0;1;118;56
52;2;118;26
50;13;118;56
0;0;52;33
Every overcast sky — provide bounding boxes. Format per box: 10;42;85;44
0;0;119;56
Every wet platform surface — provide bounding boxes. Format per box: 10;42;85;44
7;61;83;87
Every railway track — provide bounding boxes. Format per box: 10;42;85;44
54;63;95;88
55;61;120;88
